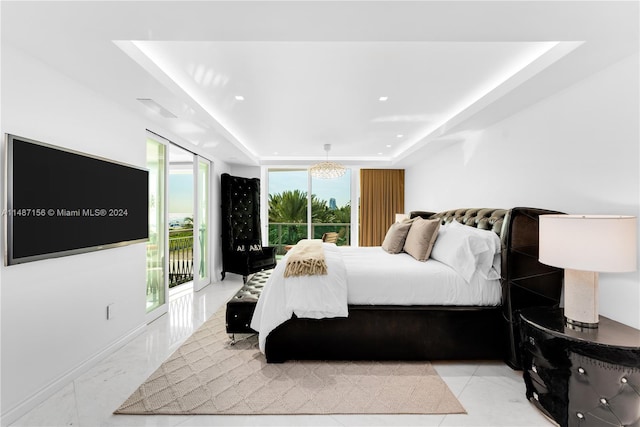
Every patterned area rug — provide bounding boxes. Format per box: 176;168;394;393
115;304;466;415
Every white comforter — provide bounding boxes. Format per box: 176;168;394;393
341;246;502;306
250;244;502;353
250;243;348;352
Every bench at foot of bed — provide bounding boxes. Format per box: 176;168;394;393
225;270;271;337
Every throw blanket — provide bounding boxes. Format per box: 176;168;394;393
284;239;327;277
251;243;348;353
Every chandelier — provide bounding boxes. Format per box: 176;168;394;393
309;144;346;179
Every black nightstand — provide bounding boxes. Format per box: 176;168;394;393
519;307;640;427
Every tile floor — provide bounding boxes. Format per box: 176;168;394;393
12;275;554;427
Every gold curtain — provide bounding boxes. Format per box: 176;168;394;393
359;169;404;246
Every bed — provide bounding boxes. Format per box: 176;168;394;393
251;207;564;368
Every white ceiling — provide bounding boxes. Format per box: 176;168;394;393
2;1;638;167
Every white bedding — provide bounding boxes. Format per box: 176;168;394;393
251;244;501;353
340;246;502;306
250;243;348;352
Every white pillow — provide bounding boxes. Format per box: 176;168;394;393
453;220;501;280
430;219;501;282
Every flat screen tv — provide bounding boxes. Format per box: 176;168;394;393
5;134;149;265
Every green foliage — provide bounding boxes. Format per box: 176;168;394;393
268;190;351;250
268;190;307;223
169;229;193;239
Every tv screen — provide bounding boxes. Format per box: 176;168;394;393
5;134;149;265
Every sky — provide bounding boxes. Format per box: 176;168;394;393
268;169;351;208
169;171;194;217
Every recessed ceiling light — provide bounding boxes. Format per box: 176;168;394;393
396;134;404;138
378;152;383;155
235;95;245;101
273;151;279;155
378;96;388;102
386;145;392;148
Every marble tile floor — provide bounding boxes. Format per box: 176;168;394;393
12;275;554;427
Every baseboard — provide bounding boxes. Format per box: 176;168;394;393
1;323;147;426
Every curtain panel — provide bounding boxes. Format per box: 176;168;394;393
359;169;405;246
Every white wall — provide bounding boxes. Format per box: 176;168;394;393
404;53;640;329
0;44;235;424
211;160;231;282
230;164;260;179
0;44;152;423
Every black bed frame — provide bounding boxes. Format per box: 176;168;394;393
264;207;564;368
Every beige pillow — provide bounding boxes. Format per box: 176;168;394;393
381;220;413;254
403;217;441;261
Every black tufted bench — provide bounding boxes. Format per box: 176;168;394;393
225;270;271;337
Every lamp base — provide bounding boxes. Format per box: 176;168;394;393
563;269;599;329
565;317;599;331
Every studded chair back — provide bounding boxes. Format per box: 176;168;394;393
221;173;276;283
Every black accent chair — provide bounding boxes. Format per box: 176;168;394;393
221;173;277;283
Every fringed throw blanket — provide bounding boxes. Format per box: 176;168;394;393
284;239;328;277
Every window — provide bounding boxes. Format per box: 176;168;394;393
267;168;351;254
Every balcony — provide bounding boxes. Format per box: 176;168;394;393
169;229;193;288
269;222;351;255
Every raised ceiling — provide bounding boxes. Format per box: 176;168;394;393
2;1;638;167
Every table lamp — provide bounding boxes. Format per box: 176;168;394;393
539;214;637;329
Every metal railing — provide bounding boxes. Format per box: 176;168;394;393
169;230;193;288
268;222;351;255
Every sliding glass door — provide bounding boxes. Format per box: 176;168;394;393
311;170;351;245
168;145;195;288
267;169;308;254
146;136;167;320
267;168;351;254
146;132;212;318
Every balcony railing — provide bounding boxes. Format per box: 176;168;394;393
268;222;351;255
169;230;193;288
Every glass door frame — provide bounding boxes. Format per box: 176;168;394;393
145;132;169;323
193;156;211;292
146;131;213;323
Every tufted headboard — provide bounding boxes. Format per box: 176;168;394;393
410;207;565;368
411;208;507;235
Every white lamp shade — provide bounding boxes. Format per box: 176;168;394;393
539;215;637;272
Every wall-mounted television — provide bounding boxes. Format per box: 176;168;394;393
4;134;149;265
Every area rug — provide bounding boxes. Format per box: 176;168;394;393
115;307;466;415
